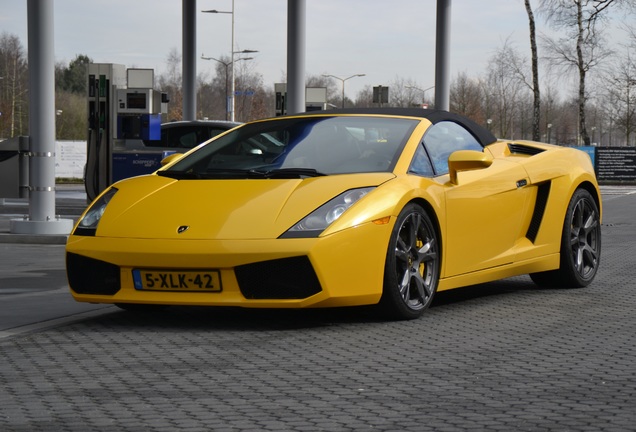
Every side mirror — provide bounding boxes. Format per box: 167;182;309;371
160;152;184;167
448;150;493;185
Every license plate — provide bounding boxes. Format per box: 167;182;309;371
132;269;222;292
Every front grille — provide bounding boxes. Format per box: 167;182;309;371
66;253;121;295
235;256;322;299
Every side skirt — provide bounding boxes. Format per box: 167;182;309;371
437;253;560;292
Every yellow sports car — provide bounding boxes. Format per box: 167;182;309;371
66;108;601;319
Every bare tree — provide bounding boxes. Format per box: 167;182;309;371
233;59;264;121
0;32;28;138
607;52;636;146
157;48;183;122
541;83;559;143
450;72;485;123
539;0;619;145
485;39;527;139
525;0;541;140
386;77;422;108
199;54;235;120
354;86;374;108
198;54;272;122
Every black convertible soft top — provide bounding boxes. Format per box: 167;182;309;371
299;107;497;147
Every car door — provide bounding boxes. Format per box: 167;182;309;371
420;121;532;277
443;159;532;276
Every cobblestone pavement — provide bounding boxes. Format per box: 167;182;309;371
0;188;634;431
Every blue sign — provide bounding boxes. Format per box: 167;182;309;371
578;146;596;166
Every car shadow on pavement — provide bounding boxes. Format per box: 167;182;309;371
431;275;538;308
73;276;541;331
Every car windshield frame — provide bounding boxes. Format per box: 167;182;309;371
161;116;418;179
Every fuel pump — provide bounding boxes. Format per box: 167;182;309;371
86;63;125;201
85;64;167;201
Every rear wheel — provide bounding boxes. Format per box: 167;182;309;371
379;204;440;320
530;188;601;288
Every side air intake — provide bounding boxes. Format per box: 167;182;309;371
508;143;545;156
526;182;551;243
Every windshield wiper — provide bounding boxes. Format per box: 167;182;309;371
249;168;327;179
165;168;260;179
157;171;201;179
159;167;327;180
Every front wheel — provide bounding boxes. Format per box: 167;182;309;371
530;188;601;288
379;204;440;320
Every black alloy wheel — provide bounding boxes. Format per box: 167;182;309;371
379;204;440;320
531;188;601;288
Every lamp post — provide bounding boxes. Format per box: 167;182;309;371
201;55;253;121
406;85;435;107
322;74;365;108
202;2;258;121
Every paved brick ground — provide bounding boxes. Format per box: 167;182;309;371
0;190;634;431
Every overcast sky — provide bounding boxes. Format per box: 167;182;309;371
0;1;630;98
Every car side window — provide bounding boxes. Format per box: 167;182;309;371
208;128;228;141
178;131;199;148
422;121;483;175
408;143;435;177
161;126;203;149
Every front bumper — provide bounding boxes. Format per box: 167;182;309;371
66;220;393;308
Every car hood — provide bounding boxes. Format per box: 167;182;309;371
96;173;395;240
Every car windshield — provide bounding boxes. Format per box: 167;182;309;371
160;116;418;179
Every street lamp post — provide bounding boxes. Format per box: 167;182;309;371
405;85;435;107
201;55;253;121
202;2;257;122
322;74;365;108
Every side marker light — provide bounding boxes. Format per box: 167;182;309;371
372;216;391;225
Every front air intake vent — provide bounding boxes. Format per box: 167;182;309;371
235;256;322;299
508;143;545;156
66;253;121;295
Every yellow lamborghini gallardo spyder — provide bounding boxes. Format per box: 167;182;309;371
66;108;601;320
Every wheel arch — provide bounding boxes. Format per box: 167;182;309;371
404;197;443;267
530;179;602;288
576;180;602;220
378;197;443;319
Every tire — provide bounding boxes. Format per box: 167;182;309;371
530;188;601;288
379;204;440;320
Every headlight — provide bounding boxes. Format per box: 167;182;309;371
280;187;374;238
73;187;118;236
